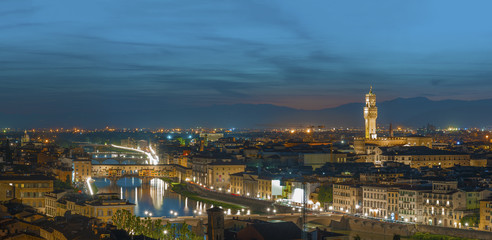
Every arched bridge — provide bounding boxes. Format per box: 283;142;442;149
91;164;175;179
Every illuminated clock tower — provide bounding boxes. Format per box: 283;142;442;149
364;87;377;139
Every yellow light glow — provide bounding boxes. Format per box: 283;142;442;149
290;130;295;133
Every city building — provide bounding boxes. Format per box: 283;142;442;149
230;172;244;195
54;193;134;223
44;190;68;217
464;189;492;210
479;198;492;231
257;176;273;200
388;188;399;221
419;181;467;227
0;175;54;211
398;186;425;223
206;159;246;189
73;159;92;182
190;155;216;185
364;86;378;140
362;185;389;218
332;183;362;214
354;88;433;155
200;133;224;142
372;146;470;168
300;152;347;169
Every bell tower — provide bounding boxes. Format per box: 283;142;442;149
364;87;377;139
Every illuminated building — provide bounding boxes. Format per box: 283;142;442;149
53;193;134;223
418;181;466;227
373;146;470;168
355;87;433;157
21;130;30;147
332;183;362;214
206;160;245;189
73;159;92;182
230;172;244;195
398;186;421;223
0;175;54;210
362;185;390;218
479;198;492;231
387;189;399;221
364;86;378;139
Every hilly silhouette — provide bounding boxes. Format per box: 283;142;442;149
2;97;491;129
174;97;492;129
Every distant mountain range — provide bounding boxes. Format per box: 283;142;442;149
2;97;492;129
174;97;492;129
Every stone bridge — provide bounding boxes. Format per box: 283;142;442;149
90;152;148;164
91;164;175;180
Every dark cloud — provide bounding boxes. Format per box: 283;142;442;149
1;0;492;127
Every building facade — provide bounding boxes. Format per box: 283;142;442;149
333;183;362;214
479;198;492;231
419;181;467;227
206;160;245;189
364;87;378;139
0;175;54;210
362;185;389;218
73;159;92;182
398;187;422;223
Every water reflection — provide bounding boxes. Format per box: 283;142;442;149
93;177;204;217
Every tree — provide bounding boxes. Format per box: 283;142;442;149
393;234;401;240
112;210;203;239
460;213;479;227
317;185;333;206
353;235;361;240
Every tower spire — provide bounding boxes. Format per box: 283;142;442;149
364;88;378;139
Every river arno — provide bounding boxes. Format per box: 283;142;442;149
93;177;210;218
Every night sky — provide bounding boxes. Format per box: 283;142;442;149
1;1;492;127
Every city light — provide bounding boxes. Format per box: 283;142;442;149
86;177;94;195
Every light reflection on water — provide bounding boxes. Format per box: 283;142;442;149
93;177;207;218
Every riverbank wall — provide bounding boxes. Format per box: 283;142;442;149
186;183;293;213
331;216;492;240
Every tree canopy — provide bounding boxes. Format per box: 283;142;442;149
112;209;203;240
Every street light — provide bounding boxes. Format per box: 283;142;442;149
8;183;15;199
